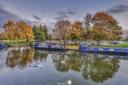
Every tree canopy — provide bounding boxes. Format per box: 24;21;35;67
33;25;48;41
92;12;122;40
3;21;34;41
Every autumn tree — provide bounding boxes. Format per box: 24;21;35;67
33;25;48;41
16;21;34;42
83;13;92;40
92;12;122;40
0;32;5;40
67;21;83;44
71;21;83;37
90;27;109;45
3;21;34;42
4;21;16;40
54;20;71;47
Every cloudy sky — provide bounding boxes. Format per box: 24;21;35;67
0;0;128;30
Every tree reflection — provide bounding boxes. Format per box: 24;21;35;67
34;50;48;62
81;54;119;83
6;48;35;68
52;52;69;72
6;48;120;83
52;51;84;72
52;52;119;83
6;48;48;69
66;52;83;72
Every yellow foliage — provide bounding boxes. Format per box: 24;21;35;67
4;21;34;41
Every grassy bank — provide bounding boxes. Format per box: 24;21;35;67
91;43;128;48
1;40;128;48
66;44;79;49
0;40;31;47
66;43;128;49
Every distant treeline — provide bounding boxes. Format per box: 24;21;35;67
0;21;49;42
53;12;122;45
0;12;122;45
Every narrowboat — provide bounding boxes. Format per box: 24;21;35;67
79;44;128;55
34;42;68;51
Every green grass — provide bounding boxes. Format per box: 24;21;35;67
1;40;128;48
0;40;32;46
92;43;128;48
66;43;128;49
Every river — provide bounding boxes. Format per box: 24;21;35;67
0;47;128;85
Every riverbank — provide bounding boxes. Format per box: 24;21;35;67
0;40;31;47
66;43;128;49
1;40;128;48
91;43;128;48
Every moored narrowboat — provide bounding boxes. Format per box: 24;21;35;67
79;44;128;55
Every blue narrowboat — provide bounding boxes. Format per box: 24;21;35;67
34;42;68;51
79;44;128;55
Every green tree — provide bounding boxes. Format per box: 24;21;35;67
33;25;48;41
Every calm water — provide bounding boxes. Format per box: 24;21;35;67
0;47;128;85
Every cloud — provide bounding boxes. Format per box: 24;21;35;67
108;4;128;14
55;9;77;20
55;11;69;20
55;15;69;20
32;15;42;20
58;11;66;15
46;21;55;34
67;10;77;15
0;6;21;31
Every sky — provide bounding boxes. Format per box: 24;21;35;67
0;0;128;30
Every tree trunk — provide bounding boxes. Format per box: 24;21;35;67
74;39;77;45
26;38;29;43
97;40;100;46
63;39;66;48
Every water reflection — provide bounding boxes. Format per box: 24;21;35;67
52;52;82;72
6;48;48;69
4;48;120;83
6;48;35;68
52;52;120;83
81;54;119;83
34;50;48;62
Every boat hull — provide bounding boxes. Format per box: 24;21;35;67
80;47;128;55
35;47;69;52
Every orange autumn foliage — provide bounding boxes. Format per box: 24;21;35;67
3;21;34;41
71;21;83;36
